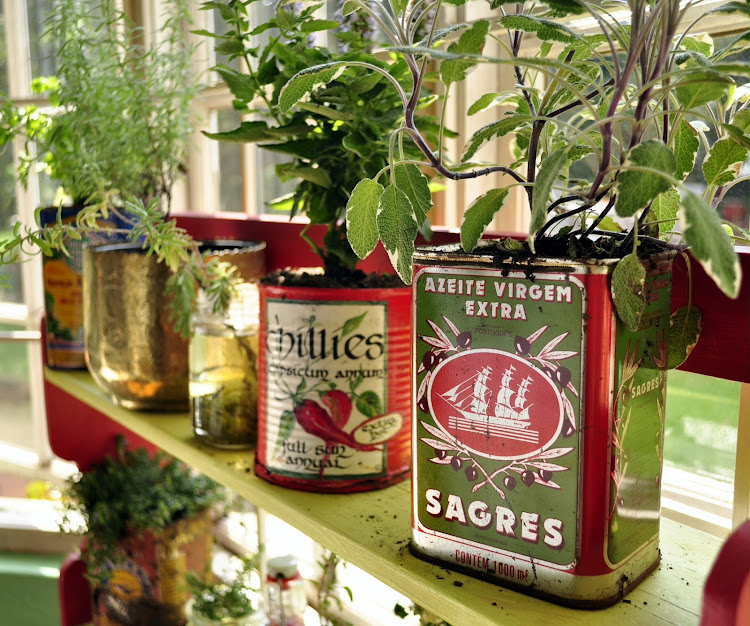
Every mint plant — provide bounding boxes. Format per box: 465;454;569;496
280;0;749;359
199;0;442;280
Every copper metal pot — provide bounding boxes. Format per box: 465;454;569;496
83;241;266;411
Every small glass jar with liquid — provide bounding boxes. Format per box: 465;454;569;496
190;282;260;448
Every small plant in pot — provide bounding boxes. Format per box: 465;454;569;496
279;0;749;606
0;0;240;405
60;437;226;625
200;0;443;492
186;554;266;626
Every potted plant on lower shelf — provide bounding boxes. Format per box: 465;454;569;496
279;0;748;606
61;438;226;626
200;0;443;492
186;555;266;626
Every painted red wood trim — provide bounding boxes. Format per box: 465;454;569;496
671;248;750;384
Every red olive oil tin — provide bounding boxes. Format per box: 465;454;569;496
256;282;411;492
410;243;674;607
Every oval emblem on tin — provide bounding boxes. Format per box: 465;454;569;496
427;349;563;460
352;412;403;445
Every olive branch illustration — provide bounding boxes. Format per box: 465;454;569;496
420;419;573;499
609;340;641;520
416;317;579;498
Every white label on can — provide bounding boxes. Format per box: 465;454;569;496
264;299;399;480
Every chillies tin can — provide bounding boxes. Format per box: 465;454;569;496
256;282;411;493
411;243;674;607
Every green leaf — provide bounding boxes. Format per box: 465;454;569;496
680;35;714;57
440;20;490;88
214;39;245;57
680;191;742;298
286;167;332;188
611;254;647;332
279;63;347;113
342;132;372;157
215;66;258;102
462;114;534;161
732;110;750;133
702;138;749;186
616;140;677;217
460;188;510;252
667;306;702;369
530;149;568;241
301;19;339;33
341;0;359;15
377;185;418;284
356;391;382;418
202;121;273;143
672;119;699;181
395;164;432;225
274;410;296;457
674;70;734;109
297;101;354;121
346;179;384;259
499;15;579;43
342;312;367;336
708;1;750;16
468;92;500;115
650;189;680;237
597;216;622;232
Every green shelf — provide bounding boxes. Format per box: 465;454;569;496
46;369;719;625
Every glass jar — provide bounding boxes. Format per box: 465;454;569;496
190;282;260;449
265;555;307;626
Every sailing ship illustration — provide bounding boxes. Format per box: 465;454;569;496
440;365;539;444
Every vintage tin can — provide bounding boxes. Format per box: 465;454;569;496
411;243;674;607
39;206;125;369
92;509;212;626
256;282;411;492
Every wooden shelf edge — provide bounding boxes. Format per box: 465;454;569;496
45;369;721;625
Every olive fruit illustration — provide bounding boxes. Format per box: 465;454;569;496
465;465;478;481
555;366;572;388
521;470;536;487
435;448;448;460
451;456;464;471
503;476;517;491
457;331;472;349
539;469;553;482
514;335;531;356
422;350;438;370
562;421;576;438
417;396;430;414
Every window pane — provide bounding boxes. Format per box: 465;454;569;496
0;0;8;93
256;149;294;216
0;324;33;452
27;0;57;80
665;371;740;481
217;109;243;213
0;148;22;303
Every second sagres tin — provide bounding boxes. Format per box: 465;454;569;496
410;243;674;607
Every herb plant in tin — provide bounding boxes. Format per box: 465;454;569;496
279;0;749;605
200;0;443;492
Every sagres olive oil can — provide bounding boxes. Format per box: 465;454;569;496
411;243;674;607
256;283;411;493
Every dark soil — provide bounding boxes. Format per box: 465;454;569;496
261;266;406;289
478;233;679;265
